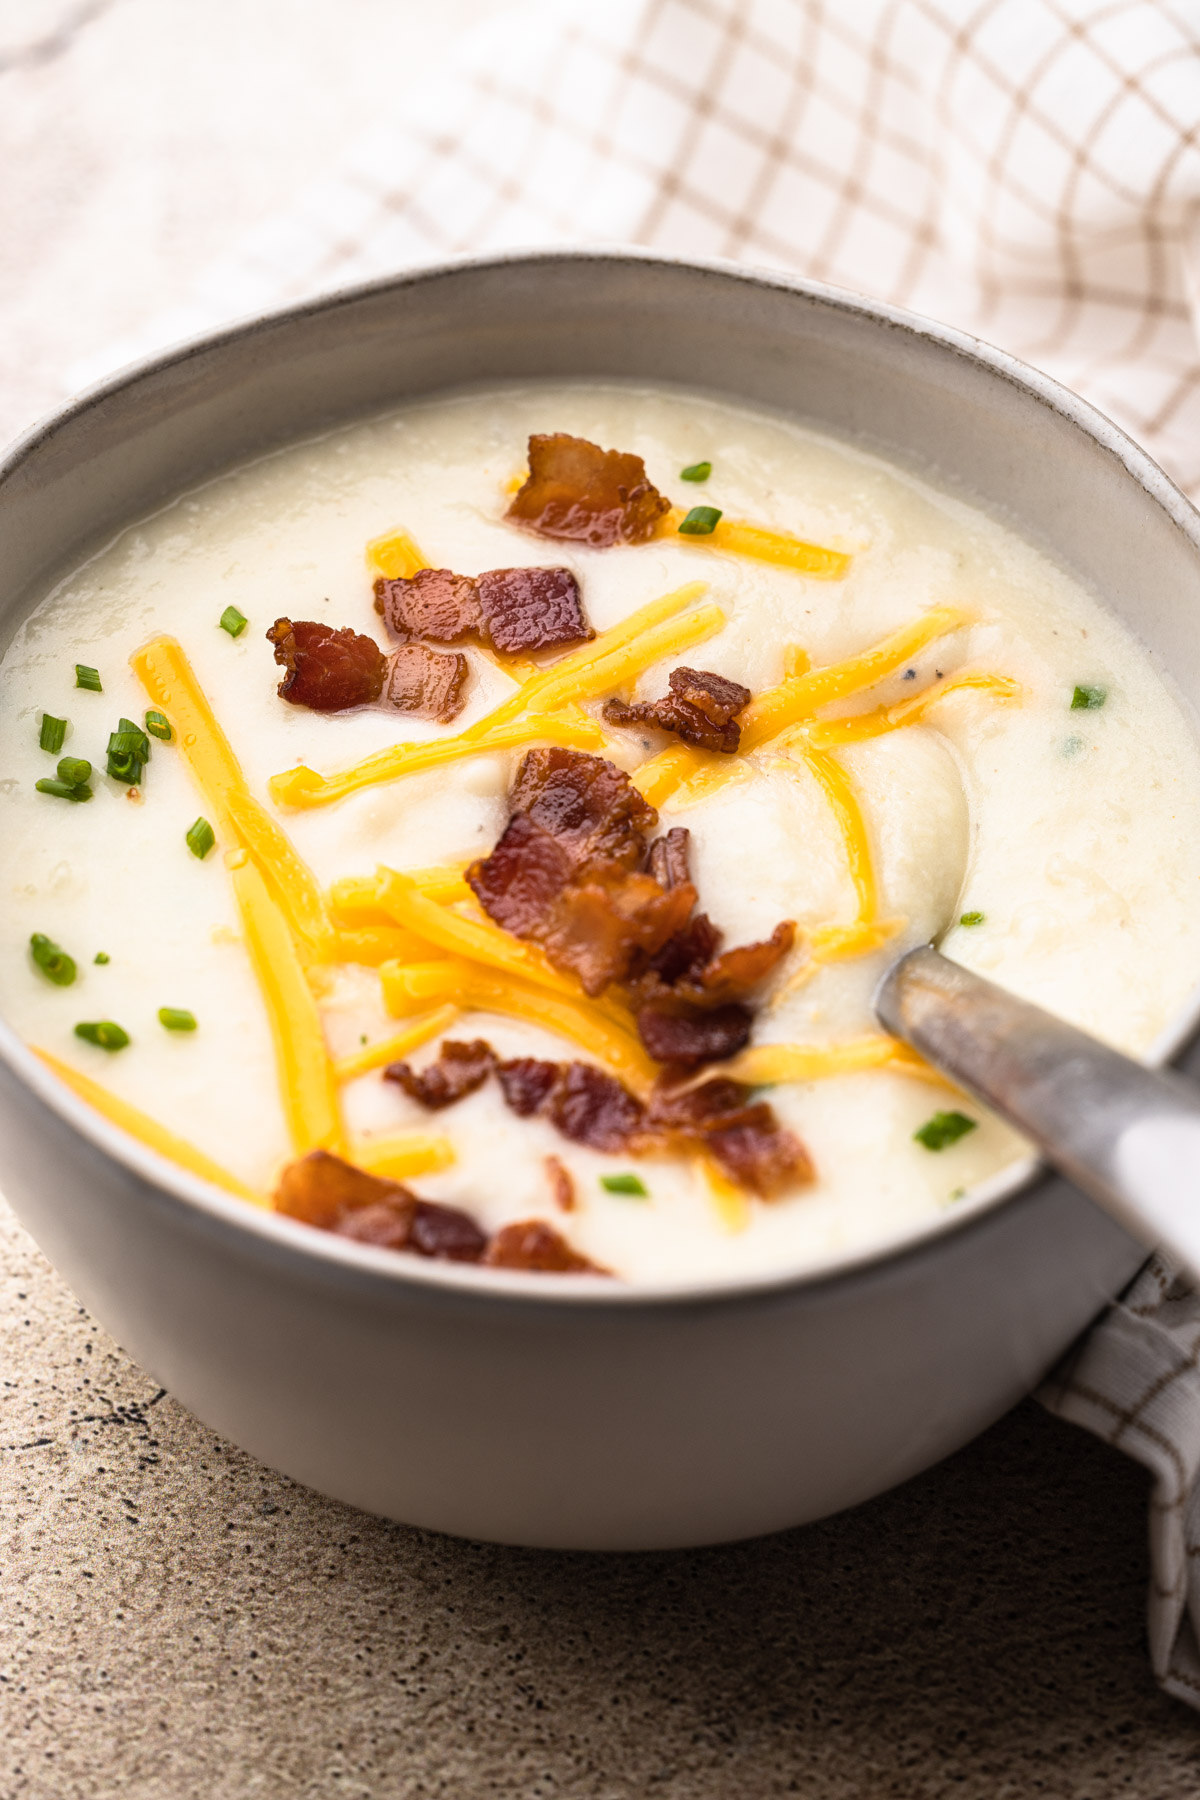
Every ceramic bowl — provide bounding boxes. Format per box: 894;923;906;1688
3;251;1198;1549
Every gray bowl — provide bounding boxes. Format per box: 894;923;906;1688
3;250;1198;1550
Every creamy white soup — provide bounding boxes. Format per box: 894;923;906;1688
3;382;1200;1285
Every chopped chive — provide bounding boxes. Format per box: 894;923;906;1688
94;952;110;965
109;721;150;760
56;756;92;788
39;714;67;754
74;664;102;692
158;1007;197;1032
74;1020;130;1051
600;1172;649;1197
186;817;215;859
35;777;92;801
677;505;723;536
1071;684;1106;710
959;910;985;928
144;710;172;742
219;605;248;638
680;461;712;482
914;1110;977;1151
1062;734;1084;758
30;933;77;987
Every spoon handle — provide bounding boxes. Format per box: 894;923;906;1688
876;945;1200;1285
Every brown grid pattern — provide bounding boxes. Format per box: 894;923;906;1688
1040;1252;1200;1706
91;0;1200;498
73;0;1200;1709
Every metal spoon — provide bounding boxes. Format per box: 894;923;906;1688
876;946;1200;1284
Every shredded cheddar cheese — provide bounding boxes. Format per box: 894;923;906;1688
661;507;850;578
698;1154;751;1233
718;1036;915;1084
366;526;427;579
799;746;878;922
800;672;1023;751
632;606;972;807
270;712;604;811
132;636;331;953
329;867;471;925
350;1131;457;1180
380;959;657;1095
318;927;436;968
373;867;638;1032
228;852;345;1156
332;1007;461;1084
33;1047;266;1205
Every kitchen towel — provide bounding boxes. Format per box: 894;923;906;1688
73;0;1200;1704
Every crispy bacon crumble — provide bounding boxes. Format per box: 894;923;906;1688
506;433;671;547
275;1149;604;1273
268;618;386;711
374;563;592;655
603;666;752;754
275;1150;488;1260
267;617;466;720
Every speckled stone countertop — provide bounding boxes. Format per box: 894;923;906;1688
3;4;1200;1794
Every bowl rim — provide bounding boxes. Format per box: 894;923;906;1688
4;242;1200;1311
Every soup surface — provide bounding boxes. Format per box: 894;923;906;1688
3;382;1199;1284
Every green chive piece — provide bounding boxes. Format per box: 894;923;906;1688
94;952;110;965
1071;684;1106;710
959;911;985;928
56;756;92;788
158;1007;197;1032
186;817;215;860
75;665;102;692
30;933;77;987
39;714;67;754
219;606;248;638
144;710;172;742
677;505;723;536
74;1020;130;1051
600;1172;649;1197
680;461;712;482
1062;734;1084;758
109;721;150;759
35;777;92;801
914;1110;977;1152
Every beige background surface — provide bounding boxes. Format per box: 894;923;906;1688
2;2;1200;1794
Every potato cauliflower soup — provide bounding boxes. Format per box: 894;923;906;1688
3;382;1199;1285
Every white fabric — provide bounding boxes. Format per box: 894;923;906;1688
73;0;1200;1702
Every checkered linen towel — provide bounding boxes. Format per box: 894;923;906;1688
80;0;1200;1703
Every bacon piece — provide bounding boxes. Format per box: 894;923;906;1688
646;827;691;890
488;1054;813;1198
536;870;696;995
706;1114;812;1199
635;1002;753;1068
374;568;481;643
634;917;795;1009
375;564;593;656
603;666;751;754
467;813;572;938
545;1155;575;1212
476;566;593;654
267;618;386;712
509;748;657;874
545;1062;646;1151
496;1056;561;1117
383;642;468;722
469;750;694;995
274;1149;487;1259
496;1056;645;1150
484;1218;607;1273
507;433;670;548
384;1039;498;1109
640;1080;811;1197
